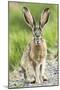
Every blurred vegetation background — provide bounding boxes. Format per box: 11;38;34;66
9;2;58;71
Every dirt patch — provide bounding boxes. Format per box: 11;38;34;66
9;57;59;88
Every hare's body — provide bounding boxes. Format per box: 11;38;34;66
20;7;50;83
21;39;47;83
30;39;47;63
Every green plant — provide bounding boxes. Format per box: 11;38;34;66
9;2;58;71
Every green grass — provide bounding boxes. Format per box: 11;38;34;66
9;2;58;71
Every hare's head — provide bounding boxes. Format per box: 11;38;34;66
23;7;50;45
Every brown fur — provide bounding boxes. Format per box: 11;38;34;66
30;39;47;63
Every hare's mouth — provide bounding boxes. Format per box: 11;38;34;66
36;41;41;45
34;38;41;45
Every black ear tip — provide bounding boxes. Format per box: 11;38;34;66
23;7;28;11
44;8;50;12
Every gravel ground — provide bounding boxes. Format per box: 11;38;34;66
9;57;59;88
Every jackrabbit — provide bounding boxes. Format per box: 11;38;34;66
20;7;50;84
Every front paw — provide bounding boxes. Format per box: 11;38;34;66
42;74;48;81
36;78;41;84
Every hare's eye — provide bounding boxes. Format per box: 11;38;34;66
34;27;36;31
39;27;41;31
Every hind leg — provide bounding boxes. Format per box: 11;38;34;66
24;60;36;83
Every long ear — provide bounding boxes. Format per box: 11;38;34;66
39;8;50;28
23;7;36;28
